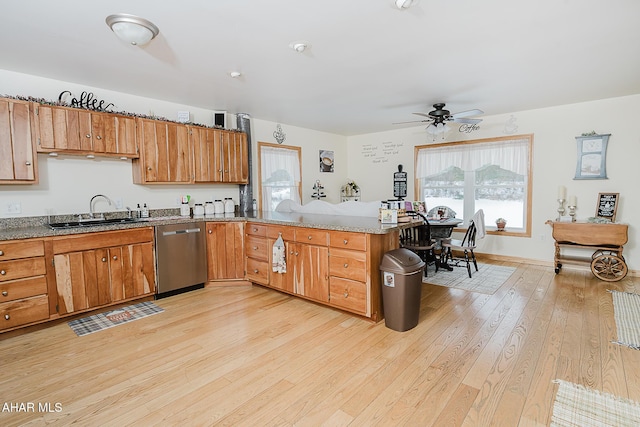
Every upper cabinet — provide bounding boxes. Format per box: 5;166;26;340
132;118;191;184
0;98;38;184
190;127;248;184
33;104;138;159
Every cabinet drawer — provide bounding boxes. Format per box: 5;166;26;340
246;257;269;284
266;225;295;241
329;248;367;282
0;276;47;302
329;277;367;315
0;295;50;330
295;228;328;244
245;236;269;261
246;223;267;237
0;257;46;282
0;240;44;261
329;231;367;251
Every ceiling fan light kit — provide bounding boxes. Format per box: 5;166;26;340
393;102;484;137
106;13;159;46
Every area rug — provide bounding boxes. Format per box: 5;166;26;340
609;290;640;350
68;301;164;336
551;379;640;426
423;263;516;294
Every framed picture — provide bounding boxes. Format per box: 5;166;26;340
595;192;619;222
574;134;610;180
319;150;334;172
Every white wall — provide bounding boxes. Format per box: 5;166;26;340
347;94;640;270
0;70;347;216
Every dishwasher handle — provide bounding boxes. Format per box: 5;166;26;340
162;227;202;236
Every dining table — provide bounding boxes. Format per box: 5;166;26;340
428;217;464;270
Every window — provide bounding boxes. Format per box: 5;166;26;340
258;142;302;211
415;134;533;235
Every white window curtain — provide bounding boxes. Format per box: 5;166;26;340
416;137;529;178
260;145;301;211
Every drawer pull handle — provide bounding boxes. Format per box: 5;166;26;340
343;239;348;245
253;246;258;250
254;269;259;273
295;251;299;256
113;256;118;261
102;257;107;262
4;314;9;320
208;230;212;234
86;134;91;138
344;263;348;268
96;135;102;140
308;236;312;240
2;291;7;297
253;228;258;232
0;270;5;275
0;250;4;256
344;291;349;298
25;161;32;166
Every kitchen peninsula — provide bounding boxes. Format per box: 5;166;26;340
0;210;409;333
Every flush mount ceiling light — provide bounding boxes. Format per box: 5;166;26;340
229;71;242;78
289;41;310;53
395;0;416;9
106;13;159;46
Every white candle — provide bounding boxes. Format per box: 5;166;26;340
568;195;577;206
558;185;566;200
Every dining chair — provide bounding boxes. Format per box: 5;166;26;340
427;205;457;219
400;212;438;277
442;218;479;278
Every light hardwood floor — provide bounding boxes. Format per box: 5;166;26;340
1;261;639;426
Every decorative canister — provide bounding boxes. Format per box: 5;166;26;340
213;199;224;214
224;198;235;214
204;201;215;215
194;203;205;216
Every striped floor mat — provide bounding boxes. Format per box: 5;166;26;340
609;290;640;350
68;301;164;336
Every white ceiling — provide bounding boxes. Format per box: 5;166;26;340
2;0;639;136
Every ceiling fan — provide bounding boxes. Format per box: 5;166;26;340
394;103;484;128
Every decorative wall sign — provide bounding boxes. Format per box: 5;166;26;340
319;150;334;172
595;192;619;222
58;91;114;112
574;133;610;179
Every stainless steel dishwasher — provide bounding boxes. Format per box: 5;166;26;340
155;221;207;298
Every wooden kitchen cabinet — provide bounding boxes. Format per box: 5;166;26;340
266;225;296;293
34;104;138;158
190;126;248;184
51;228;155;316
0;98;38;184
293;228;329;302
0;239;50;331
328;232;369;315
133;118;191;183
206;221;245;281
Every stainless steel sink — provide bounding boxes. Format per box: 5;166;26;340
48;217;138;229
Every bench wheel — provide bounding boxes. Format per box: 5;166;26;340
591;253;628;282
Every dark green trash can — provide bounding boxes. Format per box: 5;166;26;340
379;248;425;332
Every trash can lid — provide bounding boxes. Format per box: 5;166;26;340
379;248;425;274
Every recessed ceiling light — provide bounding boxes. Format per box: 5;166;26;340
229;71;242;78
289;41;310;53
395;0;415;9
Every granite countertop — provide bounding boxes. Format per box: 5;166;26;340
0;210;415;241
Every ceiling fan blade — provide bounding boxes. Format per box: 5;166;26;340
451;117;482;124
412;112;432;118
393;119;432;125
451;109;484;118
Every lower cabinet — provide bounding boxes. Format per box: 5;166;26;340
206;221;245;281
52;228;155;316
0;239;49;331
248;222;398;321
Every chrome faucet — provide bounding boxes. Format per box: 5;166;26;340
89;194;114;219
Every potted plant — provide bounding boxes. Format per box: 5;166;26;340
495;217;507;231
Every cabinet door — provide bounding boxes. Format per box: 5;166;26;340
110;242;155;301
0;99;37;183
206;222;245;280
54;251;91;315
221;131;248;183
90;112;117;154
294;243;329;302
115;116;138;157
192;127;219;183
